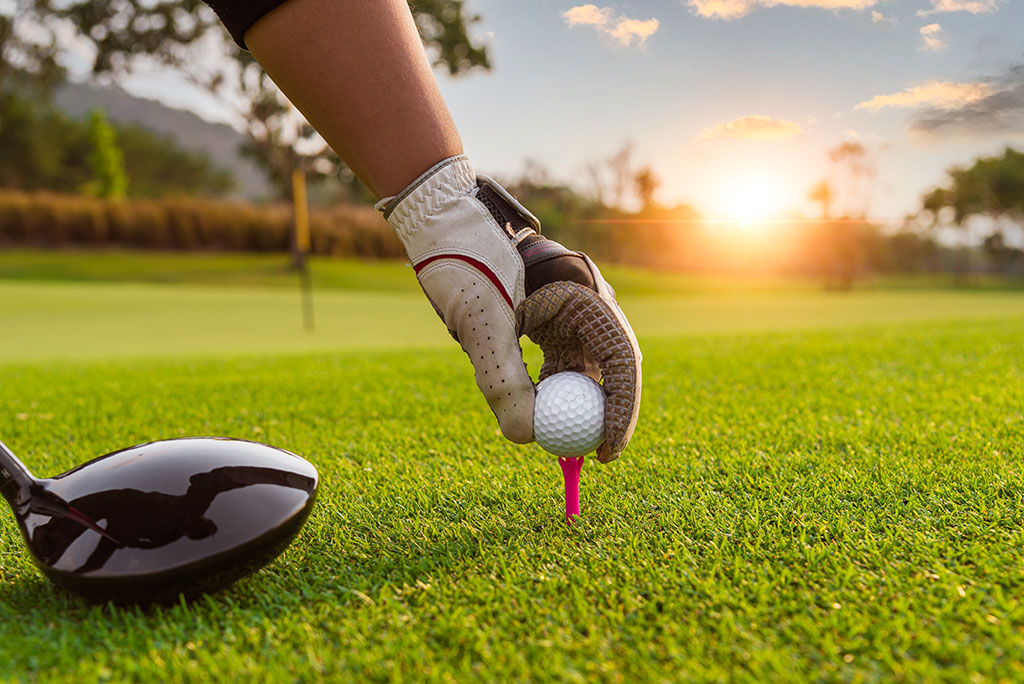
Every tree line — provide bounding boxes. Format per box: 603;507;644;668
2;3;1022;283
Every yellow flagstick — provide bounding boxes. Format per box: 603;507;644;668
292;168;314;333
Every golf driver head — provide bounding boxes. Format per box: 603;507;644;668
7;437;317;604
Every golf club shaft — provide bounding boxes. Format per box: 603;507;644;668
0;439;35;503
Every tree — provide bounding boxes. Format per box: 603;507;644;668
0;6;62;88
807;143;878;290
0;86;235;197
808;180;832;220
826;142;875;220
27;0;491;199
0;5;67;188
83;108;127;199
116;124;235;198
634;166;660;211
921;148;1024;279
922;148;1024;226
0;84;78;189
581;141;661;212
606;142;633;210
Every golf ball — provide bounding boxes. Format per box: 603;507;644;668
533;372;606;457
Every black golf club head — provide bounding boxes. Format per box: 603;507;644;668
0;437;318;604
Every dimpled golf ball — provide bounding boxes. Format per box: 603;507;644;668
533;372;606;457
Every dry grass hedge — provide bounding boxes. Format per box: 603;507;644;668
0;191;404;258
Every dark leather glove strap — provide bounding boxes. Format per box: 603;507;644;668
474;183;597;296
517;235;596;296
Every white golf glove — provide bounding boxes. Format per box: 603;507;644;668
377;155;641;462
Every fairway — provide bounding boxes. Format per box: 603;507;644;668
3;321;1024;681
6;274;1024;679
3;266;1024;681
7;278;1024;361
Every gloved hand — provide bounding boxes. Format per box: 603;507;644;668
376;155;641;462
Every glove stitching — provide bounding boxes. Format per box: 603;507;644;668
417;260;517;330
388;159;476;241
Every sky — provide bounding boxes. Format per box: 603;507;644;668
48;0;1024;226
435;0;1024;224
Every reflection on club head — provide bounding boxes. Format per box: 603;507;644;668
2;437;318;604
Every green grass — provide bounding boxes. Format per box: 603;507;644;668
4;252;1024;681
0;249;421;292
6;277;1024;361
3;320;1024;682
7;247;1024;296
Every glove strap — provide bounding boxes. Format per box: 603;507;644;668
475;175;542;237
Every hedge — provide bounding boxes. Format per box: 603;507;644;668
0;191;404;258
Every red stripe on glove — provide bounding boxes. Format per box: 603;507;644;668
413;254;514;310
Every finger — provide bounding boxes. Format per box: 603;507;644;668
521;282;641;461
575;294;641;462
537;342;589;381
537;343;564;381
419;260;536;443
461;313;536;444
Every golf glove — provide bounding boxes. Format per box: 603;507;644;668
377;155;641;462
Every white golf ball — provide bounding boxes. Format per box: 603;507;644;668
533;371;606;457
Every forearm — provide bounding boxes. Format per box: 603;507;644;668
241;0;463;198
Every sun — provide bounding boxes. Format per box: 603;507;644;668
711;171;786;229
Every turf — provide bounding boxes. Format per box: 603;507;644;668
7;248;1024;295
7;277;1024;361
3;303;1024;681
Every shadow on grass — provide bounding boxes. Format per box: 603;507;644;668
0;499;560;626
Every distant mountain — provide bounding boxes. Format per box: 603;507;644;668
55;81;273;200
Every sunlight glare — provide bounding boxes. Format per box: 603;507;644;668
712;171;786;229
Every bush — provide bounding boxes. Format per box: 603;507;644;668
0;191;402;257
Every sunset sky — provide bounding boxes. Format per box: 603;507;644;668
104;1;1024;226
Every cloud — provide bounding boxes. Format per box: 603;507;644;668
856;81;995;111
563;4;615;26
917;0;1001;16
686;0;877;20
610;18;660;44
696;115;803;141
919;23;946;52
562;5;659;46
857;66;1024;141
909;64;1024;140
